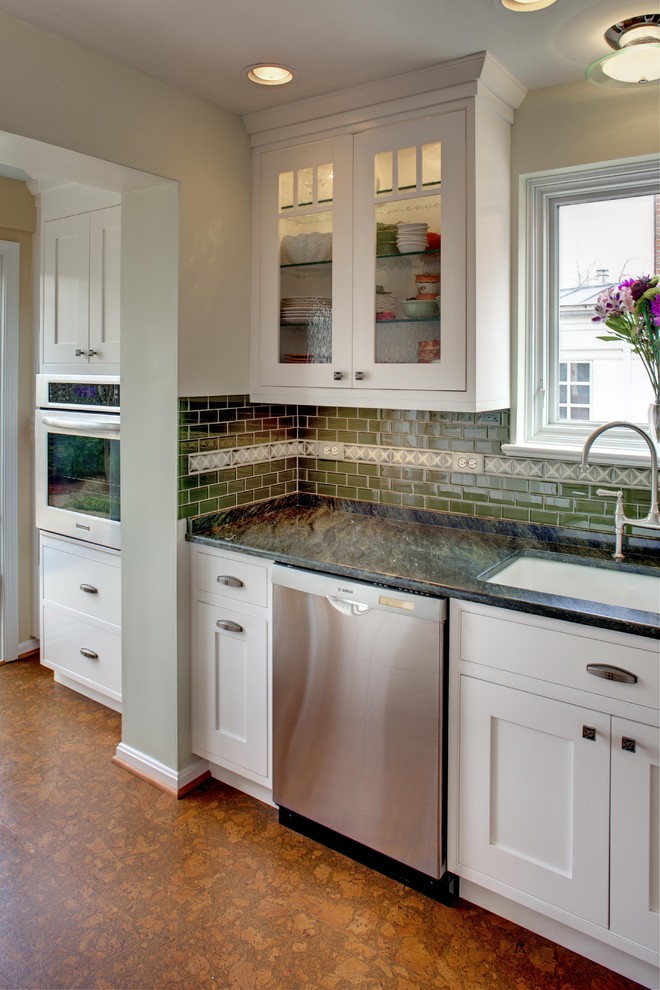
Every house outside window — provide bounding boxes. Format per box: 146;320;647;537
507;155;660;462
558;361;591;421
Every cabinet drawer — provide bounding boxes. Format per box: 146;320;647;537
455;602;659;709
42;539;121;626
194;548;269;607
42;605;121;695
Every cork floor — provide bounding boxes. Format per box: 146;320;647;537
0;659;645;990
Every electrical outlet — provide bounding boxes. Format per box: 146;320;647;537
318;441;345;460
451;452;484;473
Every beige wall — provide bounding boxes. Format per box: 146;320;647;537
511;78;660;178
0;10;252;397
0;177;36;646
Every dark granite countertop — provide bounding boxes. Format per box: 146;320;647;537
187;495;660;639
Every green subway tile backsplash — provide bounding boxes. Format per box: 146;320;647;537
178;395;659;540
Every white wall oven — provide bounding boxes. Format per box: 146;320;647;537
35;375;121;549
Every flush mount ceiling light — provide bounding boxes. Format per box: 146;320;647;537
245;63;294;86
495;0;558;11
586;14;660;85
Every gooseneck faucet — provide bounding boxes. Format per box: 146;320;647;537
581;421;660;561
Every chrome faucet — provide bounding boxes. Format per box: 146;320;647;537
581;421;660;561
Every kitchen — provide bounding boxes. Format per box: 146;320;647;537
0;2;659;988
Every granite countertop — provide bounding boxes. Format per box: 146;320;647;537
187;495;660;639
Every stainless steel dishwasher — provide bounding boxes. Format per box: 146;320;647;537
272;564;454;901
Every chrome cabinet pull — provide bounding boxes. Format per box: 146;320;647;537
622;736;637;753
333;371;343;381
79;583;99;595
586;663;637;684
354;371;364;381
582;725;597;741
75;349;86;357
216;620;244;633
80;648;99;660
87;349;98;357
216;575;244;588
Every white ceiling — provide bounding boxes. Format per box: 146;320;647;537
0;0;656;116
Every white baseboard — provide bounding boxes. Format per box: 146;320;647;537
18;638;39;657
113;742;210;798
459;879;659;990
208;761;275;808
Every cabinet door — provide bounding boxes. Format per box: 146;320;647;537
193;601;268;780
610;717;660;954
456;675;610;926
89;206;121;366
42;213;90;366
257;135;354;388
353;111;466;391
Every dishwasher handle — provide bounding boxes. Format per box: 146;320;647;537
325;596;370;616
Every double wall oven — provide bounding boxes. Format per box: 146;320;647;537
35;375;121;550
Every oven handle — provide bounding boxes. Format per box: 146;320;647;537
40;414;120;432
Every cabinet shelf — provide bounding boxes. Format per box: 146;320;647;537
280;258;332;270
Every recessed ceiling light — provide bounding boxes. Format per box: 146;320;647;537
496;0;558;11
586;14;660;86
245;64;294;86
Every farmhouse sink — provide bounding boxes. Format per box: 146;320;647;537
483;553;660;614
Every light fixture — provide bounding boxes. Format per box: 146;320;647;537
245;64;294;86
586;14;660;85
496;0;558;11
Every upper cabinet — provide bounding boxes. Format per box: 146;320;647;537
247;54;527;412
36;184;121;374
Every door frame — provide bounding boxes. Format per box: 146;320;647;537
0;239;19;663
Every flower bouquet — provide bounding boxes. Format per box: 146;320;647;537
592;274;660;437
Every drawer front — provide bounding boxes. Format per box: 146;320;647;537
42;542;121;626
194;548;269;607
42;606;121;694
455;602;659;709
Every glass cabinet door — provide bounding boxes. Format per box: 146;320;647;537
353;112;466;391
258;136;353;388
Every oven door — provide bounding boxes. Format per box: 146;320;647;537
35;410;121;549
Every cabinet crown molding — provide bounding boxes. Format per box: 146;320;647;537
244;51;527;146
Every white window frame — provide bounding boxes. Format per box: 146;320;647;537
505;155;660;465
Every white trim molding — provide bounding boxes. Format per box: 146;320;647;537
113;742;210;798
0;240;20;663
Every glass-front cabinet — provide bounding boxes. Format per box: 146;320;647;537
251;63;516;411
353;113;465;391
257;136;353;388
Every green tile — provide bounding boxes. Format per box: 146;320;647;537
179;503;199;520
500;506;531;522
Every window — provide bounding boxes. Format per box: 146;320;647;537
558;361;591;421
508;156;660;462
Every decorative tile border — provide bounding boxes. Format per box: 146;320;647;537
190;440;651;490
189;441;456;475
484;456;651;489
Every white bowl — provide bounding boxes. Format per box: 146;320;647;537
281;232;332;265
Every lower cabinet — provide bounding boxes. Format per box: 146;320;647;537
39;531;122;711
448;599;660;978
191;545;272;790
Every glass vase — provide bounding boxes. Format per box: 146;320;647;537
649;395;660;443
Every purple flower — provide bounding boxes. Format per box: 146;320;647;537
621;275;655;301
651;294;660;327
592;286;630;323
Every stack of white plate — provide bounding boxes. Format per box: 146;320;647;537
280;297;332;324
396;222;428;254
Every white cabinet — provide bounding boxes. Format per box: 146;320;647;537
448;599;660;976
249;55;523;412
42;205;121;372
39;532;121;711
191;545;272;790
